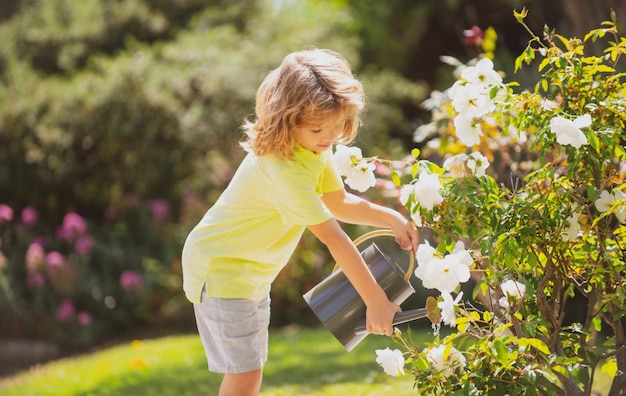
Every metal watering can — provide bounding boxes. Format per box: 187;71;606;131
303;229;428;352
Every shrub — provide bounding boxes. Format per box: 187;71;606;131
362;9;626;395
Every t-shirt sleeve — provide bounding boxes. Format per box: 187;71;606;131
321;150;344;193
271;168;334;226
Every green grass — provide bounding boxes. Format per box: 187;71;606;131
0;326;614;396
0;326;419;396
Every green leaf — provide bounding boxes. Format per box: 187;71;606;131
587;130;600;153
391;169;402;186
483;311;493;322
513;8;528;23
592;316;602;332
514;53;525;72
519;337;551;355
538;57;551;72
595;65;615;73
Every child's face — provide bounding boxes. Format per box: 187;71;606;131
294;112;346;154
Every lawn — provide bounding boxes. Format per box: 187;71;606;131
0;326;613;395
0;326;420;396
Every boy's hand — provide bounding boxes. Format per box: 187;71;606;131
365;298;401;336
390;216;419;252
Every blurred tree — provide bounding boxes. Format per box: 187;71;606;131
0;0;18;22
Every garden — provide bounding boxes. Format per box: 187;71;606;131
1;1;625;395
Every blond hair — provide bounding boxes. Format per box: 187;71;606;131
240;49;365;159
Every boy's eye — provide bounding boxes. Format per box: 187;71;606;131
311;129;322;133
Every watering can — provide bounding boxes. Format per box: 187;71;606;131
303;229;428;352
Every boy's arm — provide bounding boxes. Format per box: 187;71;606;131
321;189;419;252
307;218;400;335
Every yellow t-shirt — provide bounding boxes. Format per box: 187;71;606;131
182;145;343;303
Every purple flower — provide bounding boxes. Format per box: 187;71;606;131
20;207;38;228
26;242;46;272
0;204;13;224
120;270;143;294
149;199;170;222
27;272;45;288
75;235;94;256
77;311;92;326
58;212;87;242
45;251;65;268
56;299;75;323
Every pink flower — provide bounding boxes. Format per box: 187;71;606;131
57;212;88;242
374;162;392;176
45;251;65;268
463;26;484;46
56;299;75;323
149;199;170;222
75;235;94;256
26;242;46;272
77;311;92;326
120;270;143;293
20;207;39;228
0;204;13;223
27;272;45;288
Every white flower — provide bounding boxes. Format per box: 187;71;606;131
541;98;559;110
442;152;489;178
344;161;376;192
595;190;614;212
400;172;443;210
453;115;483;147
413;122;439;143
421;90;448;111
499;280;526;309
410;172;444;210
399;184;413;206
375;347;405;377
333;145;376;192
414;241;472;293
426;344;466;376
451;240;473;267
460;58;502;86
443;153;470;178
595;189;626;223
561;212;582;242
451;82;494;119
333;144;363;176
439;291;463;327
467;152;490;177
415;241;437;267
616;190;626;223
549;114;591;148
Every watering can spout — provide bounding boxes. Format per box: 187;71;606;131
353;308;428;335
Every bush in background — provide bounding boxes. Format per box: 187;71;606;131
0;0;426;348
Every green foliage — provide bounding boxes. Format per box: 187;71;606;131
370;10;626;395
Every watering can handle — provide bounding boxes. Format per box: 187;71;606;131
332;229;415;283
353;308;428;334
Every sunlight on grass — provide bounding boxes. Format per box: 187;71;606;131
0;326;613;395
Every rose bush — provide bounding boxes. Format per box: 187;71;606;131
363;9;626;395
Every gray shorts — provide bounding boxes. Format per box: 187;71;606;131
193;291;271;374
